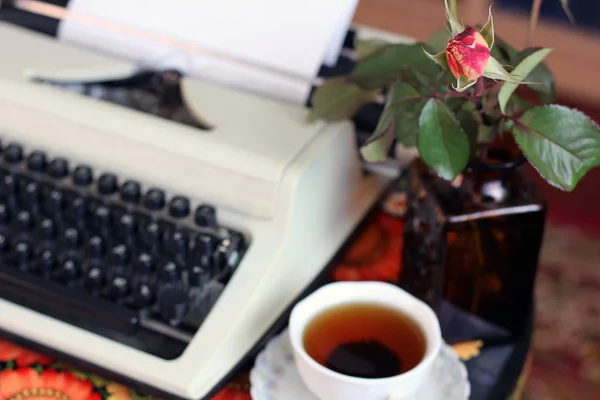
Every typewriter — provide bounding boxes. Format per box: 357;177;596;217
0;15;396;400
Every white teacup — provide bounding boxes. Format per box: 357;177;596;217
289;281;442;400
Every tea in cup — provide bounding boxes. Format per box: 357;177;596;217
288;281;442;400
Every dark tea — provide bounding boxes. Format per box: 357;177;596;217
302;302;426;379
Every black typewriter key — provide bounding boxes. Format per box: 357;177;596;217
16;211;33;231
107;245;129;281
23;181;40;203
37;249;56;277
168;196;190;218
14;241;32;268
93;206;111;234
160;261;179;284
39;218;56;240
191;234;215;268
120;180;141;204
167;229;188;261
143;188;165;211
23;184;42;215
193;234;214;256
69;197;87;222
48;158;69;179
73;165;93;187
133;283;154;308
0;175;19;199
85;267;104;293
27;151;47;172
97;173;118;195
135;252;154;274
159;287;189;324
117;213;136;239
58;259;80;284
0;233;9;253
142;221;162;252
4;144;23;164
194;204;216;228
109;276;130;301
63;228;81;249
0;204;10;225
110;244;130;266
189;265;210;287
47;189;65;215
87;236;105;258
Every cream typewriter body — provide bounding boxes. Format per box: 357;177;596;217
0;23;391;399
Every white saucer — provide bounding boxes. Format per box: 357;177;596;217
250;329;470;400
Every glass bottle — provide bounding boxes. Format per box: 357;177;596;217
399;142;546;339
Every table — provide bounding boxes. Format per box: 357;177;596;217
0;186;533;400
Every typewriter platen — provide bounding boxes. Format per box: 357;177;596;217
0;22;393;399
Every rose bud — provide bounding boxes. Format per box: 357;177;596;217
446;26;491;81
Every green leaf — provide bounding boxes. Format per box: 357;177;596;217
512;105;600;191
356;39;389;60
350;43;439;89
418;98;470;180
306;79;380;123
364;82;426;154
423;49;449;71
372;82;422;138
360;128;394;163
426;28;451;53
453;76;477;92
514;48;556;104
498;48;553;113
401;69;435;91
444;0;464;36
395;100;428;147
483;56;521;83
480;5;495;50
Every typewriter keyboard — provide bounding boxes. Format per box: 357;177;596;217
0;139;248;359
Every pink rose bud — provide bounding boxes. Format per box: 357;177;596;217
446;26;491;81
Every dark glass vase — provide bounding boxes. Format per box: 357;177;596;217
399;151;546;339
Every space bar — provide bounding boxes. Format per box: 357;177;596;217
0;267;139;335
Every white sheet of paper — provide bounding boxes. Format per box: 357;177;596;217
59;0;359;104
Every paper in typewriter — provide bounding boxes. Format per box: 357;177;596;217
58;0;360;105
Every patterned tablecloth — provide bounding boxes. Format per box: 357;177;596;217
0;188;528;400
